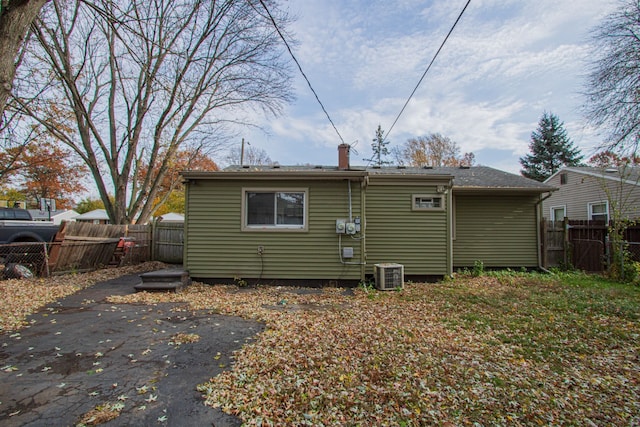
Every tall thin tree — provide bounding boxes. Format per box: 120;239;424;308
364;125;391;167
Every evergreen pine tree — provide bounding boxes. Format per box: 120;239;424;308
520;112;583;181
364;125;391;166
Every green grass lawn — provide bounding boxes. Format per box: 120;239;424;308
112;271;640;426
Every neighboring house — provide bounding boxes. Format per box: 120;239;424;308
182;145;555;285
543;166;640;223
74;209;111;224
156;212;185;222
28;209;79;225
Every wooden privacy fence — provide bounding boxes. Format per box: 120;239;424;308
1;220;183;278
48;222;152;274
541;219;640;272
152;221;184;264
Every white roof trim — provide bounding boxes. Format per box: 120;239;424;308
546;167;640;187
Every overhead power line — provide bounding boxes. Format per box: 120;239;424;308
258;0;346;145
384;0;472;143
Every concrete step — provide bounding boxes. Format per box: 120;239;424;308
140;269;189;281
134;281;183;292
136;269;191;292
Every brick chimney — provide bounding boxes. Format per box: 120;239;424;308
338;143;350;170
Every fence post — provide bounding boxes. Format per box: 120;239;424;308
43;242;50;277
151;219;156;262
541;219;548;268
605;235;610;269
563;217;569;268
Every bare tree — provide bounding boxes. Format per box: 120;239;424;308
12;0;292;224
584;0;640;155
396;133;475;167
0;0;48;119
224;144;274;166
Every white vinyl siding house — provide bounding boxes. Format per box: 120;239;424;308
543;167;640;221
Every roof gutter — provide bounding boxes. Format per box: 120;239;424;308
453;187;556;195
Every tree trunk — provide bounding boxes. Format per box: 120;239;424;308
0;0;48;117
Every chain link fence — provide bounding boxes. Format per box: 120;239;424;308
606;240;640;280
625;241;640;262
0;221;176;280
0;238;151;280
0;242;50;279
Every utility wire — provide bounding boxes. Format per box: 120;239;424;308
384;0;472;143
257;0;346;145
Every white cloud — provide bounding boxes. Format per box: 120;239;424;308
241;0;621;172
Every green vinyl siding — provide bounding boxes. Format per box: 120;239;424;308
185;179;363;281
365;184;449;276
453;195;538;268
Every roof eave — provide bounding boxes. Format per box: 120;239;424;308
453;186;556;195
181;170;368;181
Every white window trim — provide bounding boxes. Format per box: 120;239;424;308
411;194;445;211
587;200;609;222
550;205;566;223
241;187;308;232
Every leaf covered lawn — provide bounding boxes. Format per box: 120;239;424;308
109;272;640;426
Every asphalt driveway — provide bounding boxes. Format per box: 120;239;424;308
0;273;263;426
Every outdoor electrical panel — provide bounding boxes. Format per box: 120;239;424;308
342;247;354;258
336;219;346;234
354;217;361;233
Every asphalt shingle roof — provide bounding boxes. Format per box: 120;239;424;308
219;165;554;192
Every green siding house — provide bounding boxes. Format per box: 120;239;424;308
182;146;554;285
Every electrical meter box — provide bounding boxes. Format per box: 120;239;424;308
345;222;356;235
335;219;346;234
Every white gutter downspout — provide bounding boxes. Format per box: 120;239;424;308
447;185;453;277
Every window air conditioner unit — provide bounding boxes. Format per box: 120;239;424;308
374;263;404;290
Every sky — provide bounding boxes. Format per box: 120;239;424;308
233;0;620;173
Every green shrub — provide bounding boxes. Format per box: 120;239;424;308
472;260;484;277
